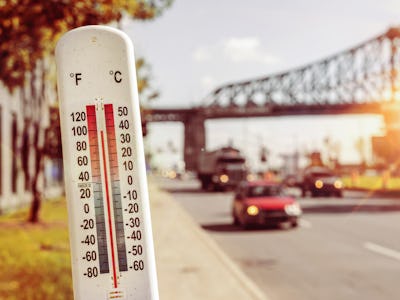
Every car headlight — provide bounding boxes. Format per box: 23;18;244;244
246;205;259;216
220;174;229;183
334;180;343;189
285;203;302;216
315;180;323;189
247;173;256;181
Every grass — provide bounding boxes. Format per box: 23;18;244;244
342;176;400;191
0;197;73;300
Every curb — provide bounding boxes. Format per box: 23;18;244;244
190;219;269;300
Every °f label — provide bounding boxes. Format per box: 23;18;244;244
55;25;159;300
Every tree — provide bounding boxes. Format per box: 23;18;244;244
0;0;173;222
136;57;160;136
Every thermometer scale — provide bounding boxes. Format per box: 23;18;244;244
56;26;158;300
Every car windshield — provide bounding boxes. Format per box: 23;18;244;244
247;185;282;197
310;172;334;177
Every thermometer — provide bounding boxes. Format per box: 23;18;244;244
55;26;159;300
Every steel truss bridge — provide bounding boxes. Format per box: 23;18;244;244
144;27;400;171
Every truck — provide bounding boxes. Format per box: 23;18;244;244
197;146;247;191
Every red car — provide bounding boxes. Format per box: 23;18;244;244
232;180;302;229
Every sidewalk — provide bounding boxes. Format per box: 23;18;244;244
148;180;268;300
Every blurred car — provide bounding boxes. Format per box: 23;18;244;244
282;174;299;187
299;166;343;197
232;180;302;229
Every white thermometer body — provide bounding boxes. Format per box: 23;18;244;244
56;25;158;300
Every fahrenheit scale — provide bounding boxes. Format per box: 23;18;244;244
56;26;159;300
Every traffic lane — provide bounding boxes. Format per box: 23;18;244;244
159;176;400;254
225;213;400;300
159;178;400;258
158;178;400;300
160;177;400;233
197;194;400;300
232;196;400;300
298;196;400;251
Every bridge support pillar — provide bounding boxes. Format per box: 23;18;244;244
183;114;205;171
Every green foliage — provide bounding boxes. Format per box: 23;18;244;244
0;198;73;300
342;175;400;190
136;57;160;103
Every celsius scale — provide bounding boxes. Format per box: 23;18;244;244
56;26;159;300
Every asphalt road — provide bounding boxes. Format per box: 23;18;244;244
157;177;400;300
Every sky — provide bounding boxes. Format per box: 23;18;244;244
121;0;400;170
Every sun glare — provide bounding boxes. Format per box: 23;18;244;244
383;89;392;101
382;89;400;101
395;91;400;101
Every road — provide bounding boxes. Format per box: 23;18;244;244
156;177;400;300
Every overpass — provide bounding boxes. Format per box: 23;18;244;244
144;27;400;171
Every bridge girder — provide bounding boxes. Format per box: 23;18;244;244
204;27;400;110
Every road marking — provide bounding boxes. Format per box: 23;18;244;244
364;242;400;261
299;219;312;228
